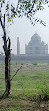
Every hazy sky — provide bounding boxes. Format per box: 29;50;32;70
0;2;49;54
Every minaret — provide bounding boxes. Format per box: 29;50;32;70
17;37;20;55
25;44;27;54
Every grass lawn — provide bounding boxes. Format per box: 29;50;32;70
0;62;49;110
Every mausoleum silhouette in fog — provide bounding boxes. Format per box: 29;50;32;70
17;33;48;56
0;33;49;63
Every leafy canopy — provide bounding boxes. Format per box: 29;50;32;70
0;0;49;24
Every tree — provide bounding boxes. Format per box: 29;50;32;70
0;13;11;96
0;0;48;97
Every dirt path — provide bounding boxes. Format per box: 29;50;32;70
0;88;39;91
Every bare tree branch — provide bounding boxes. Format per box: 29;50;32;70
0;16;6;36
0;14;7;54
27;0;36;14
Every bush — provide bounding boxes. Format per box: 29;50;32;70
38;86;49;102
32;62;37;66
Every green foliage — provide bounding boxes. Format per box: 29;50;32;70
0;0;49;24
32;62;37;66
38;86;49;102
6;3;9;11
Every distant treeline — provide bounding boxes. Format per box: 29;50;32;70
0;53;49;63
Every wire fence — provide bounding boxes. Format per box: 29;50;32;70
0;57;23;96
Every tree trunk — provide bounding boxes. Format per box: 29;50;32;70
5;38;11;95
5;54;11;95
0;14;11;97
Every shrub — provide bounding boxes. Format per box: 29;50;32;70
38;86;49;102
32;62;37;66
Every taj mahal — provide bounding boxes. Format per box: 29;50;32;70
17;33;48;56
